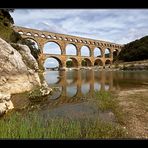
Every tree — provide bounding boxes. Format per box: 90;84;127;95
116;36;148;62
66;60;73;67
0;9;14;25
82;59;87;66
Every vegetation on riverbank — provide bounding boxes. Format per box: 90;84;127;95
0;90;127;138
94;91;125;125
0;113;126;139
117;36;148;62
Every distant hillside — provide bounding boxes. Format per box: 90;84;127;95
117;36;148;62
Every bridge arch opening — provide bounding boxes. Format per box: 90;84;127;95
81;58;92;67
105;59;111;68
81;46;91;56
66;58;79;68
25;38;39;50
105;48;111;58
94;47;102;57
43;57;62;70
18;30;24;35
43;42;61;55
94;59;103;67
113;49;119;61
66;44;77;55
26;32;32;36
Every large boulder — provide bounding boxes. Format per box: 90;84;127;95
0;38;41;94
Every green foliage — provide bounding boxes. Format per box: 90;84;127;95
0;9;14;25
28;86;43;101
0;9;40;62
94;91;114;111
66;60;73;67
117;36;148;62
0;111;127;138
82;60;87;66
0;9;22;43
19;39;41;60
94;91;125;125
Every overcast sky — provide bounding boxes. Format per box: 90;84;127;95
10;9;148;67
11;9;148;44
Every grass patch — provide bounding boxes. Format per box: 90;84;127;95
0;111;127;139
94;91;126;125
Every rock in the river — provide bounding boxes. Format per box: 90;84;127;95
29;80;52;101
0;92;14;116
0;38;41;94
40;81;52;96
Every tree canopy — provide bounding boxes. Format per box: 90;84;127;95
117;36;148;62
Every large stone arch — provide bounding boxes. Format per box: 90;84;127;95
105;59;111;68
18;30;24;35
94;47;103;57
43;41;62;55
44;56;63;68
81;45;91;56
81;58;92;67
22;37;40;49
105;48;111;58
94;59;103;67
24;36;41;50
66;57;79;68
65;43;77;55
113;49;119;61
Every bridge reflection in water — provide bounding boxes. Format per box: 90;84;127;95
43;69;148;108
44;69;117;106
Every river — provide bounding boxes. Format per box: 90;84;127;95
1;69;148;138
45;69;148;99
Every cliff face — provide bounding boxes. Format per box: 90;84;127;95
0;38;41;94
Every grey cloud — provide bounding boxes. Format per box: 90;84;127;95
11;9;148;44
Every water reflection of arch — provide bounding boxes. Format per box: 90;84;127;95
66;70;79;85
66;85;78;98
81;83;91;95
48;70;115;105
81;69;93;83
44;70;62;85
49;86;63;100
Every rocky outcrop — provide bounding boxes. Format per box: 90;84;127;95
0;93;14;116
28;80;52;102
0;38;41;94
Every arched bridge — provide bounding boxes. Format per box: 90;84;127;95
13;26;123;68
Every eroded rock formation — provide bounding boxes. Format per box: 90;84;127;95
0;93;14;116
0;37;44;115
0;38;41;94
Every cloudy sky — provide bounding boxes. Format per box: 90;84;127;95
11;9;148;44
10;9;148;67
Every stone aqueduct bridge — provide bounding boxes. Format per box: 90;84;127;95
13;26;123;68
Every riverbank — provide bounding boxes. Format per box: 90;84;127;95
0;86;148;138
115;88;148;138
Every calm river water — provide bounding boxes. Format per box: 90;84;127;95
45;69;148;99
